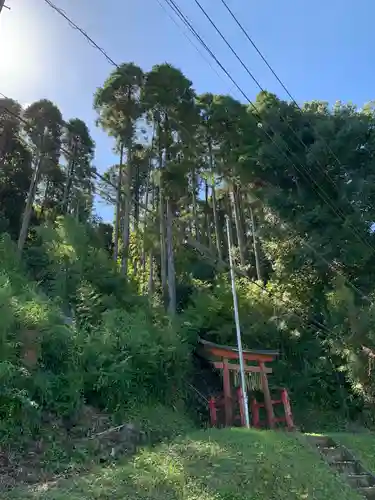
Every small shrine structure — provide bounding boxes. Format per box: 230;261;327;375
198;338;294;430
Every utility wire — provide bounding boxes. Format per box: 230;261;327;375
155;0;235;94
1;90;371;305
4;3;373;302
92;163;345;338
0;96;362;341
219;0;375;264
163;0;375;258
42;0;227;95
184;0;375;255
42;0;375;256
1;87;371;306
218;0;356;192
42;0;118;67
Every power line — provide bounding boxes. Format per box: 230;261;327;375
155;0;235;94
3;1;373;297
218;0;372;246
42;0;118;67
163;1;366;253
92;165;346;338
1;88;371;302
1;88;371;305
0;91;365;339
184;0;375;255
218;0;352;182
42;0;375;256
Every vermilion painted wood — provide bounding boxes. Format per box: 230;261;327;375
222;359;233;426
209;347;276;362
213;361;272;373
250;388;294;430
260;362;275;429
281;388;294;429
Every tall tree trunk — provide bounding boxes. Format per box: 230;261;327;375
113;143;124;263
159;180;167;303
141;132;154;275
211;183;222;261
40;179;50;217
121;143;132;277
231;185;246;267
147;177;156;297
223;195;234;261
166;197;176;316
133;167;140;277
250;204;262;281
204;179;213;248
62;140;78;214
238;188;247;244
148;249;154;297
209;143;222;260
141;169;151;275
75;197;80;221
18;131;46;254
191;169;199;241
157;122;167;302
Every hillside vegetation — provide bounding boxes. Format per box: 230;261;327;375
6;429;361;500
2;60;375;489
333;433;375;472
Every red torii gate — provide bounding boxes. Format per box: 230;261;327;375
198;338;294;430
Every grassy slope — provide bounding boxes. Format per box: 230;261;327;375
7;429;360;500
333;433;375;471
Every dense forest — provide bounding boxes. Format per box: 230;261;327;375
2;61;375;449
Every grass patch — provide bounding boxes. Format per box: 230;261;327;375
0;404;195;493
6;428;360;499
332;432;375;471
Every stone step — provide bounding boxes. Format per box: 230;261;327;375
358;486;375;499
320;446;347;463
347;474;374;489
331;460;361;475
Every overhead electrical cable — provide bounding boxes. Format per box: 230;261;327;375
182;0;375;255
0;90;370;314
218;0;357;189
11;2;372;304
43;0;375;256
42;0;375;257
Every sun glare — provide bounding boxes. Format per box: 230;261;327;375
0;4;44;93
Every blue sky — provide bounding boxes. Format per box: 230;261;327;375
1;0;375;222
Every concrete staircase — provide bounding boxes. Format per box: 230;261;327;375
307;435;375;499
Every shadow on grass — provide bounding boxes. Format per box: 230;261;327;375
6;429;361;500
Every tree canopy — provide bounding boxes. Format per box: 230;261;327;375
2;62;375;456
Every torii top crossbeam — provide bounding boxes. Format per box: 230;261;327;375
198;337;279;428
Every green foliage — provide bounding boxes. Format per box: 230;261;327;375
5;59;375;459
80;307;190;414
127;404;194;443
0;217;193;445
332;433;375;470
7;429;361;499
180;276;364;428
0;234;83;441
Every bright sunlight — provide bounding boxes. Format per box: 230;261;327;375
0;3;44;94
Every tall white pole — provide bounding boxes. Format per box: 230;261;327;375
226;215;250;428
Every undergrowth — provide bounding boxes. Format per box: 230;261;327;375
0;217;194;449
6;429;361;499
